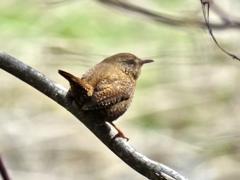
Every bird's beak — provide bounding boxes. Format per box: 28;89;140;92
142;59;154;64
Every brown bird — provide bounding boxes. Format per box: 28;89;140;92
59;53;153;140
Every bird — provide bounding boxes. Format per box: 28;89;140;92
58;53;153;140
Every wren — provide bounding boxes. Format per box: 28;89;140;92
58;53;153;140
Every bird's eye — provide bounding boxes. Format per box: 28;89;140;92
126;59;135;65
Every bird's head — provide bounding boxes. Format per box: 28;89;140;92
103;53;154;80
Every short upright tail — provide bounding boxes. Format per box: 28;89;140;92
58;69;79;83
58;69;94;96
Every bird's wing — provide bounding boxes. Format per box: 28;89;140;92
82;80;135;110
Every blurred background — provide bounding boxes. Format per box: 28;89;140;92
0;0;240;179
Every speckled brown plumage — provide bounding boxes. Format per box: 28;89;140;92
59;53;153;140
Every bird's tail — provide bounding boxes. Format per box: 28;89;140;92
58;69;79;83
58;70;93;96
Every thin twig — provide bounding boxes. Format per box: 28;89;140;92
200;0;240;61
97;0;240;30
0;155;11;180
0;51;188;180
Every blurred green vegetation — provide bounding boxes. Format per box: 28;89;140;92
1;0;240;180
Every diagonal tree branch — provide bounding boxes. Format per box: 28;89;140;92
97;0;240;30
0;51;188;180
45;0;240;30
0;155;11;180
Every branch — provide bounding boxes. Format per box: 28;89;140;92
0;155;11;180
0;51;188;180
97;0;240;30
44;0;240;30
200;0;240;61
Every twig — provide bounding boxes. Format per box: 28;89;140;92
200;0;240;61
0;155;11;180
97;0;240;30
0;51;188;180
